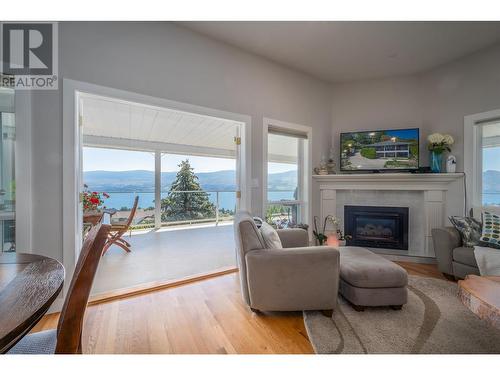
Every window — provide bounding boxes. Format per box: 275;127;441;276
479;121;500;206
464;110;500;211
0;88;15;253
264;120;310;228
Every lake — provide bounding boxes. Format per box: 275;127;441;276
100;191;296;211
483;191;500;206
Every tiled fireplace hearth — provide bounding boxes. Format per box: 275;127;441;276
313;173;464;258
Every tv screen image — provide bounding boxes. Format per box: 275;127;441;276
340;128;419;171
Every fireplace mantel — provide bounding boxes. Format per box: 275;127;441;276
313;172;464;191
314;172;464;258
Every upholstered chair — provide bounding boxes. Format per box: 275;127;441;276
234;211;340;314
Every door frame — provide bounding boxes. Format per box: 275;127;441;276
63;79;252;296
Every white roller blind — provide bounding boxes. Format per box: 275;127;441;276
481;120;500;148
268;133;299;164
268;125;308;139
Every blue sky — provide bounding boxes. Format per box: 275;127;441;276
83;147;296;174
384;129;419;139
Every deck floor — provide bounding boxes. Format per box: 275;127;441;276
92;222;236;295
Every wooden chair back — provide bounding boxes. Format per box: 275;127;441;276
124;196;139;228
55;223;110;354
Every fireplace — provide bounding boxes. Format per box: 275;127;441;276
344;205;409;250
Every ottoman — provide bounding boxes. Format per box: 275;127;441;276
339;246;408;311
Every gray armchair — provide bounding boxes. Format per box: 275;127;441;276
432;227;480;279
234;211;340;314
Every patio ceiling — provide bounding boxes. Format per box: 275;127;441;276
81;93;300;164
81;94;240;158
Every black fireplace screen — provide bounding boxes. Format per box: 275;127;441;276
344;205;409;250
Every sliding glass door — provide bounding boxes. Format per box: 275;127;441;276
0;88;15;252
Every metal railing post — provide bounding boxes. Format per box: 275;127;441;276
154;152;162;229
216;191;220;226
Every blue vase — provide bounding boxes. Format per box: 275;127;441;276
430;151;443;173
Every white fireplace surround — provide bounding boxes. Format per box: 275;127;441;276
313;173;464;258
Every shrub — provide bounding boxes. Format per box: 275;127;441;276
360;147;377;159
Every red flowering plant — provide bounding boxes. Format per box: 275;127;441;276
82;184;109;212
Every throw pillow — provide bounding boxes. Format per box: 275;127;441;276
449;216;482;247
253;216;264;228
479;211;500;249
260;222;283;249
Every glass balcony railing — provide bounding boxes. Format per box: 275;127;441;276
86;190;237;230
84;189;300;230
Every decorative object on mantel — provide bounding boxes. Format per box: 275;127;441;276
446;155;457;173
427;133;454;173
326;147;336;174
314;156;329;175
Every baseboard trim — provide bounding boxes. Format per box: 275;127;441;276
88;266;239;306
380;253;436;264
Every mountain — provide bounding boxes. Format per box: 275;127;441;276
267;170;298;191
83;169;297;192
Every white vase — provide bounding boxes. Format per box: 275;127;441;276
446;155;457;173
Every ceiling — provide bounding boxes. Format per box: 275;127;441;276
179;22;500;83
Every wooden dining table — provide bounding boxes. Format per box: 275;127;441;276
0;253;65;354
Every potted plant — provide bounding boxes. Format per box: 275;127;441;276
328;216;351;246
313;215;352;246
427;133;454;173
336;228;352;247
82;184;109;225
313;215;329;245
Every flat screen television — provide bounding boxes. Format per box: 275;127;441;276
340;128;419;172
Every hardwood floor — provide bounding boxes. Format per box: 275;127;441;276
32;261;445;354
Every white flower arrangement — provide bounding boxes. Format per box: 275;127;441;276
428;133;454;153
443;134;454;145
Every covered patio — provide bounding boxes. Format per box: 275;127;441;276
78;92;248;296
91;222;236;295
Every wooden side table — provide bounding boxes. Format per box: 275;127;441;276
458;275;500;330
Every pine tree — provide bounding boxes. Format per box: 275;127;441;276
161;159;216;221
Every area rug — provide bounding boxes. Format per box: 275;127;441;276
303;276;500;354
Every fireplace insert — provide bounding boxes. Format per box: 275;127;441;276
344;205;409;250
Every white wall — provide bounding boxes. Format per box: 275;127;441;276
331;42;500;169
30;22;333;262
420;43;500;172
330;42;500;217
331;75;424;164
